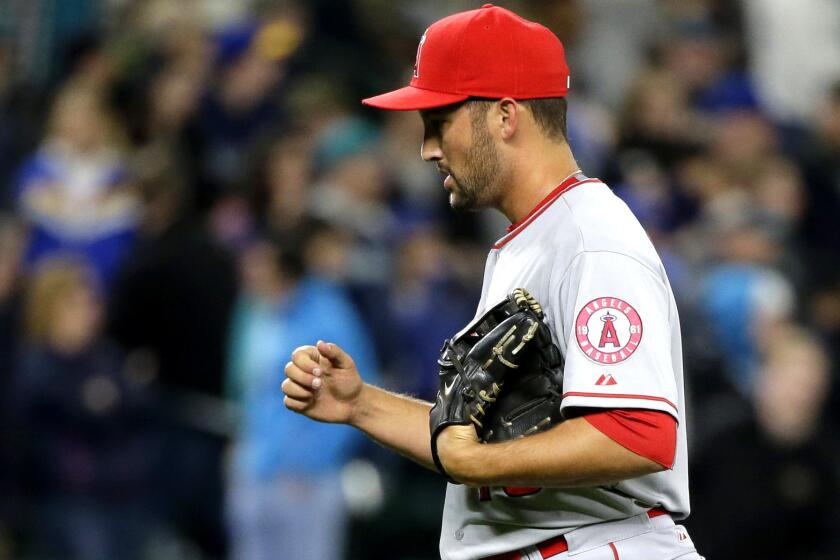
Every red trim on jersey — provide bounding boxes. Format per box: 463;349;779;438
538;536;569;558
563;391;678;413
493;174;600;249
647;507;669;519
583;409;677;469
481;508;669;560
609;542;620;560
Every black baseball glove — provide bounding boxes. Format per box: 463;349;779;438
429;288;564;481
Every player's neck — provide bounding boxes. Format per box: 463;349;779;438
498;142;580;225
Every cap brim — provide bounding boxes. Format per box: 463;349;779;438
362;86;469;111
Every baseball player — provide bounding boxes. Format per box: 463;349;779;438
282;5;704;560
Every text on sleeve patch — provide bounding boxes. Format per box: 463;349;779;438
575;297;643;365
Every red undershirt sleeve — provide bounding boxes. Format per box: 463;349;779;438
583;408;677;469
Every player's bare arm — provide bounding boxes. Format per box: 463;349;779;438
434;420;665;488
282;341;436;469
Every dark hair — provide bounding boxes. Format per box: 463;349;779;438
521;97;568;142
467;97;568;142
267;216;336;281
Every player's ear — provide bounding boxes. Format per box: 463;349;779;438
496;98;519;140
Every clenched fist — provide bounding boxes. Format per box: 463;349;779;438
282;340;364;425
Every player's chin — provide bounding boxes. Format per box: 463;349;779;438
448;191;479;212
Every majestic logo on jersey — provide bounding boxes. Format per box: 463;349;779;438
413;30;428;78
575;297;643;365
595;373;617;386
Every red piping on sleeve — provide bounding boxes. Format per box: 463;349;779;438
563;391;678;414
583;409;677;469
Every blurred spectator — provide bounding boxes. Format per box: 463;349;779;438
121;2;215;147
751;157;806;239
613;151;681;236
284;73;351;136
11;256;161;560
109;148;236;406
307;116;407;359
249;131;314;234
0;215;25;395
107;150;237;557
54;30;117;95
743;0;840;125
287;0;391;106
801;81;840;260
0;215;25;552
381;226;474;399
379;110;444;223
807;280;840;429
659;16;758;116
747;156;810;286
311;117;396;287
0;0;103;88
565;92;616;178
144;64;205;148
189;17;302;210
612;152;695;293
567;0;662;109
809;282;840;364
0;42;32;210
616;68;704;172
226;223;379;560
15;82;139;286
699;197;796;394
689;326;840;559
708;109;778;185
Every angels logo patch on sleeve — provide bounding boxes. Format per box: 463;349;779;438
575;297;643;365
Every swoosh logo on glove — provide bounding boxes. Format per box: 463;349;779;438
444;378;457;396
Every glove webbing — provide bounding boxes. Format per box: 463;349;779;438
443;339;503;428
462;297;541;342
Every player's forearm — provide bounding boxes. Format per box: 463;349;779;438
439;417;664;487
350;384;436;470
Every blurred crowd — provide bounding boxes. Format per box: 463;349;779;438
1;0;839;559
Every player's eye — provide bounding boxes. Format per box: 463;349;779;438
425;117;445;136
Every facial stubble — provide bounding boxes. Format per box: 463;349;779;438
448;110;506;212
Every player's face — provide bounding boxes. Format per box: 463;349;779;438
420;102;505;211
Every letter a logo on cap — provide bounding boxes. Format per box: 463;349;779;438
413;30;428;79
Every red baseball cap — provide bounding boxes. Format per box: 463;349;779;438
362;4;570;111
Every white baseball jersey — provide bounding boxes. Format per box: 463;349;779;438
440;173;690;560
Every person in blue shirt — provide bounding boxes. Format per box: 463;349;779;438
226;223;379;560
15;84;138;287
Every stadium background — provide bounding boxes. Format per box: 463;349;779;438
1;0;839;558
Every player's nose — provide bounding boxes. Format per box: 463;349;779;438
421;135;443;162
